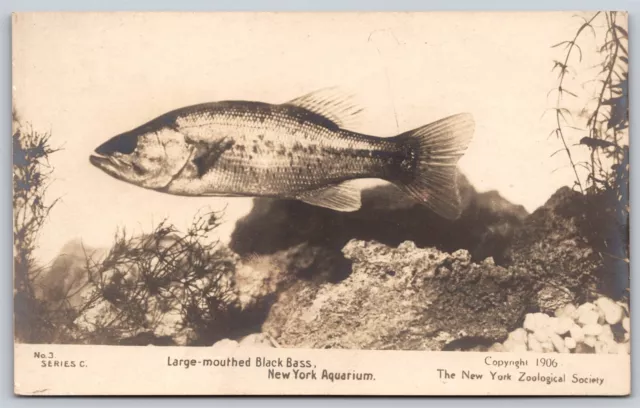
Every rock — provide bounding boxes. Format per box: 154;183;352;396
502;339;528;352
238;333;274;348
513;344;528;353
582;324;604;336
527;334;543;352
533;312;551;329
235;243;352;309
483;257;496;266
229;181;627;353
262;240;537;351
575;343;595;354
34;240;105;310
564;337;576;350
597;325;614;341
540;341;555;353
502;339;518;352
554;317;573;335
595;340;611;354
537;286;575;315
616;342;630;355
617;301;630;316
549;333;566;353
211;339;238;349
622;317;630;332
583;335;597;348
523;314;537;332
555;303;577;319
509;328;528;345
577;310;600;327
569;324;584;343
504;187;627;301
534;328;550;343
576;302;596;315
488;342;505;352
603;339;619;355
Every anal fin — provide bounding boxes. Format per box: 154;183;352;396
296;181;362;212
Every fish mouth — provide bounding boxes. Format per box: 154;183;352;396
89;152;130;182
89;153;110;167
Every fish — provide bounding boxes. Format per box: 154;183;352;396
89;88;475;220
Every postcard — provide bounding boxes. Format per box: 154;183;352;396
12;11;630;396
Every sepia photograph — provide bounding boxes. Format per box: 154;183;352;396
12;11;630;396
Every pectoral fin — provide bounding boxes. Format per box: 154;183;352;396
296;181;362;212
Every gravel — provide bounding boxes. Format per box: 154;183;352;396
496;296;629;354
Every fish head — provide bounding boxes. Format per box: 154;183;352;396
89;125;194;190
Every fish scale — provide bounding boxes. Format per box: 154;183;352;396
172;103;400;196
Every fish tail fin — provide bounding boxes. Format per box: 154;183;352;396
392;113;475;220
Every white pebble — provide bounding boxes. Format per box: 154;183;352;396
569;324;585;343
607;343;620;355
523;313;537;332
541;341;555;353
528;334;543;352
554;317;573;335
488;342;504;352
534;328;550;343
509;328;528;344
555;303;577;318
583;335;597;348
211;339;239;349
595;340;611;354
616;342;630;355
504;339;527;353
582;324;604;336
595;297;624;325
533;312;551;328
550;333;565;353
622;317;630;332
577;310;600;326
616;301;629;316
564;337;577;349
576;302;596;315
513;344;528;353
597;324;614;341
546;317;559;333
502;339;518;352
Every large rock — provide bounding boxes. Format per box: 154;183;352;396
505;186;629;303
229;173;530;344
34;240;105;310
256;185;629;351
261;240;536;351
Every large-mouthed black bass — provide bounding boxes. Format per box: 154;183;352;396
90;88;475;220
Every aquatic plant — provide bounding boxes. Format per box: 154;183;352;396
550;11;628;197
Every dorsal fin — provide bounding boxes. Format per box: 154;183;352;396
282;87;364;129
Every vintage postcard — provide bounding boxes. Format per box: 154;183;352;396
12;11;630;396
